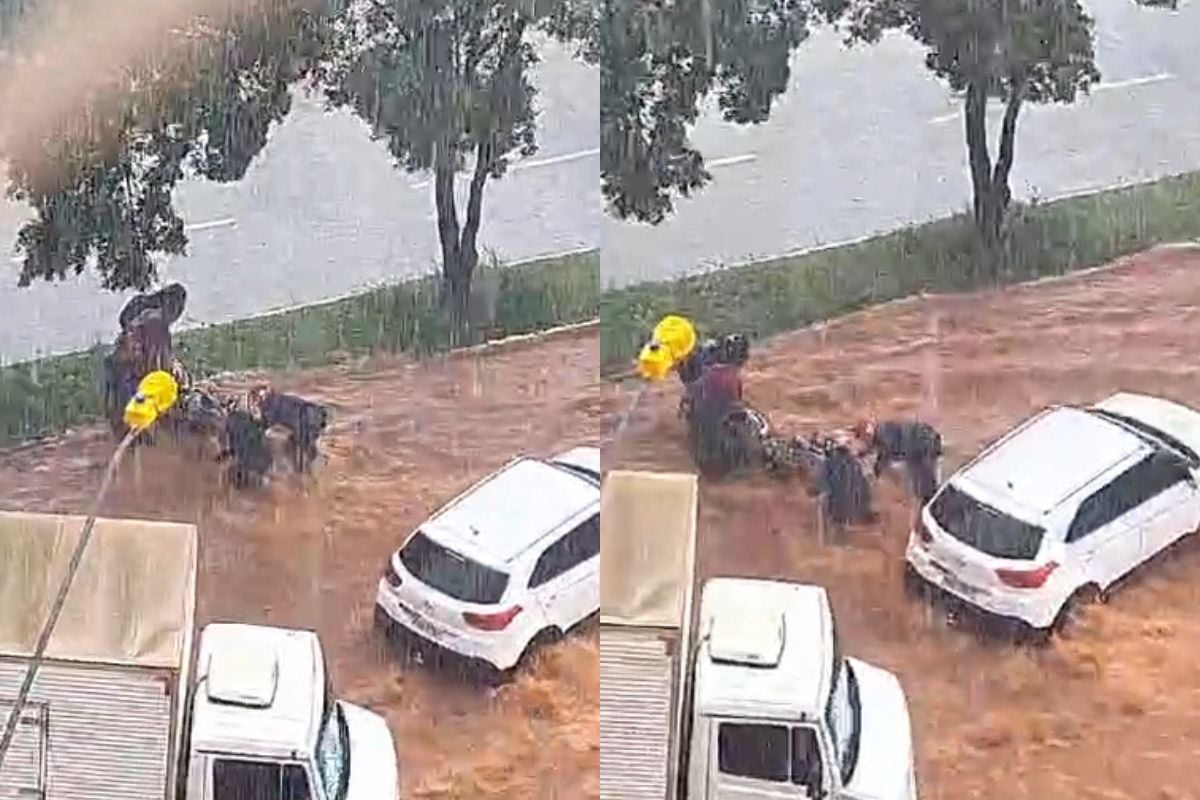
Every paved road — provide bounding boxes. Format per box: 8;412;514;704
6;0;1196;357
602;0;1200;287
0;39;599;362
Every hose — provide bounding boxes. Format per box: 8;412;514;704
0;369;179;775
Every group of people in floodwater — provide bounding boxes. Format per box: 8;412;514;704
100;283;331;489
638;316;944;533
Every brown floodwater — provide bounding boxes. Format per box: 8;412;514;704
0;327;603;798
606;248;1200;800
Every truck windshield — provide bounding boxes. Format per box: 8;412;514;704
315;679;350;800
716;722;824;792
825;658;861;785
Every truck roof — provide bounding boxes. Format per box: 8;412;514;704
694;578;835;722
190;624;326;760
0;510;197;669
600;470;699;628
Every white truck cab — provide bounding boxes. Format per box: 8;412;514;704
599;471;918;800
0;511;399;800
685;578;916;800
184;624;398;800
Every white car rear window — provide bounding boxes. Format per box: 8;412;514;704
399;532;509;604
931;485;1045;560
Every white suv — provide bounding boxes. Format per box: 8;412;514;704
375;446;600;676
906;393;1200;634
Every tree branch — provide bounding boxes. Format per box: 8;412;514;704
460;136;493;259
991;76;1025;194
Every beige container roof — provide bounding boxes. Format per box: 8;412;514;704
600;470;698;628
0;510;198;668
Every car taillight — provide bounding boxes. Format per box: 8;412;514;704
463;606;523;631
995;561;1059;589
382;560;402;588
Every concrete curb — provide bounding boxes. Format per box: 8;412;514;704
442;318;598;361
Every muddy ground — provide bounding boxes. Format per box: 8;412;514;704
0;328;603;798
606;247;1200;800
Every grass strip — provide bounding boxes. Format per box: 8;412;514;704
601;172;1200;370
0;249;599;446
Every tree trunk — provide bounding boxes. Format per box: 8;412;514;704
964;80;994;240
963;78;1025;248
433;139;495;341
433;159;470;339
987;82;1024;243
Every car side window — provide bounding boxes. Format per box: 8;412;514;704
529;513;599;587
1068;482;1120;543
1144;451;1193;496
1068;453;1192;543
212;760;311;800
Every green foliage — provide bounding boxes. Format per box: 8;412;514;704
0;0;596;303
600;0;840;223
840;0;1099;103
2;0;326;291
600;171;1200;370
0;249;598;446
318;0;598;317
321;0;540;179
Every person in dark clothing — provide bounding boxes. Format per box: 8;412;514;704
671;330;757;476
118;283;187;331
127;308;175;373
98;284;188;444
855;418;944;504
217;410;273;488
908;459;940;505
676;333;750;386
685;362;748;476
101;351;139;440
248;385;331;473
676;339;718;386
813;439;878;529
717;332;750;367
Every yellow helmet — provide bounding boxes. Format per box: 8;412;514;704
636;314;697;381
123;370;180;431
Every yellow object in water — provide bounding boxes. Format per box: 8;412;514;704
637;342;675;381
636;314;697;381
123;370;180;431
